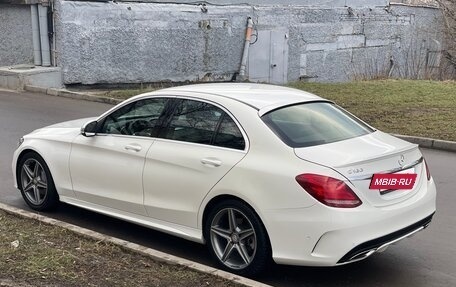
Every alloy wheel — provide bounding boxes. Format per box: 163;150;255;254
210;208;257;270
20;158;48;206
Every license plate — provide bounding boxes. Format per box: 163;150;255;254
369;173;417;190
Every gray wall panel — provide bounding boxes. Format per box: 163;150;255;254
0;5;33;66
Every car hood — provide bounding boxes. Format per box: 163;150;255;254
44;117;97;129
27;117;96;137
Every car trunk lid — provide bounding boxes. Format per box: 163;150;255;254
294;131;424;207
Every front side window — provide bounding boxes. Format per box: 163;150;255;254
161;99;246;150
262;102;374;148
100;98;167;137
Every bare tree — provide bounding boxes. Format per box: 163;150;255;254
436;0;456;69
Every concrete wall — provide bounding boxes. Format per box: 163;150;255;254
292;5;444;81
0;5;33;66
55;0;443;84
128;0;389;7
55;1;252;84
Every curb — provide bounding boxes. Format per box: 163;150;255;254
0;203;271;287
0;279;32;287
23;84;456;154
24;85;123;105
393;134;456;153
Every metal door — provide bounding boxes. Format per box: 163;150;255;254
248;28;289;84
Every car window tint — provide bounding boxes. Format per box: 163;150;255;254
262;102;374;148
213;115;245;150
163;100;223;145
100;98;167;137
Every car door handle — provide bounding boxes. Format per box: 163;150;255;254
201;158;222;167
124;144;142;152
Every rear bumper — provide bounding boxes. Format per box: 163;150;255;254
337;212;434;264
264;178;436;266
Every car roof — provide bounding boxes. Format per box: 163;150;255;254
161;83;324;111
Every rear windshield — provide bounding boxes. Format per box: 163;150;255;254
262;102;374;148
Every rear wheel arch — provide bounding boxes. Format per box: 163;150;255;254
202;194;272;247
202;195;273;276
203;196;258;232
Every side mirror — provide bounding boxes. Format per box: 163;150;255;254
81;120;98;137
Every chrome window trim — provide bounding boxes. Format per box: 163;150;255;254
153;137;248;154
93;94;250;152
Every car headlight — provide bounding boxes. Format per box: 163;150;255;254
17;137;24;147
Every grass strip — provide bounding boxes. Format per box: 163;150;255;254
0;210;239;287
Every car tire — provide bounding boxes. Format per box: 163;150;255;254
17;152;59;211
204;199;271;277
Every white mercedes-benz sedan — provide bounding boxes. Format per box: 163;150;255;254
13;84;436;276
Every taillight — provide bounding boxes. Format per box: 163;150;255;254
296;174;362;208
424;159;431;181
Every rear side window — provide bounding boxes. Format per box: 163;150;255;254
161;99;246;150
262;102;374;148
214;115;246;150
163;100;220;145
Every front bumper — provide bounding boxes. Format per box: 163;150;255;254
12;147;20;189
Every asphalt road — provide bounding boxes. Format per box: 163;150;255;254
1;89;455;286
